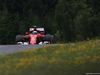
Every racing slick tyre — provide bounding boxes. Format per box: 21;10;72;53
16;35;22;42
45;34;54;43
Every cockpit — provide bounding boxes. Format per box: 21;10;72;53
32;31;38;34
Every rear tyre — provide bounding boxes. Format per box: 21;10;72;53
16;35;22;42
45;34;54;43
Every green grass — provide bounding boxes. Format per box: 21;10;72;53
0;40;100;75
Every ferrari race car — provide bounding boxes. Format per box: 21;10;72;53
16;27;54;45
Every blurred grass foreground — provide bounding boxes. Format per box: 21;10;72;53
0;39;100;75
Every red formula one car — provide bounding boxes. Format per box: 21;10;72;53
16;27;54;45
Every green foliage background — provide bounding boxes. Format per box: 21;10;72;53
0;0;100;44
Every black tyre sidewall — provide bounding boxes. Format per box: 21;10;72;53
16;35;22;42
45;34;54;43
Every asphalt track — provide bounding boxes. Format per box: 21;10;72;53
0;45;50;56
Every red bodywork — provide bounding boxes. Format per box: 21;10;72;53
21;30;46;45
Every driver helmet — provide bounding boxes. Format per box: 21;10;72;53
32;31;37;34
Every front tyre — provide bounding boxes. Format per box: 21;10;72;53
16;35;22;42
45;34;54;44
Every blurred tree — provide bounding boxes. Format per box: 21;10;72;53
55;0;77;42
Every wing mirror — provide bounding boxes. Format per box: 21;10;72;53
25;32;29;35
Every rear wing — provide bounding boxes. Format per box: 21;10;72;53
29;28;45;32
